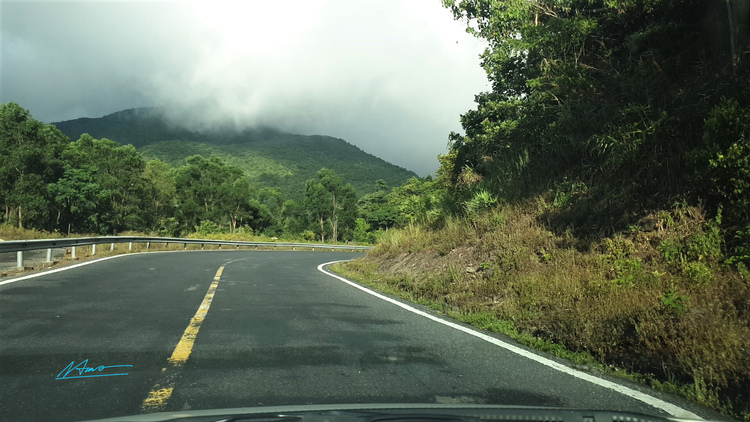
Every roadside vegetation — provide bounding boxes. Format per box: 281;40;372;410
0;103;434;244
336;199;749;419
335;0;750;419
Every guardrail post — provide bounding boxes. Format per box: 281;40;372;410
92;244;96;255
110;243;115;251
129;242;133;251
312;247;315;251
236;245;239;249
46;248;52;262
292;246;296;251
72;246;77;259
201;244;204;250
16;251;23;268
146;242;150;250
255;245;258;250
184;243;187;250
218;244;222;249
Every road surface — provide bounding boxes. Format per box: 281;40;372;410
0;251;721;421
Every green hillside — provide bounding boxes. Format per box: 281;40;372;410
52;108;417;199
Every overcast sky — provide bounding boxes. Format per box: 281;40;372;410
1;0;488;176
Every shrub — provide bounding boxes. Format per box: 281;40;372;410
683;261;713;285
302;230;316;241
464;189;498;216
195;220;223;235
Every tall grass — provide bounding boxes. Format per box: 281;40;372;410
338;200;750;420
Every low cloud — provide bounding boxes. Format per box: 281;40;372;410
1;0;488;175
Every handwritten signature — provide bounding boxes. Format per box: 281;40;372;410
56;359;132;380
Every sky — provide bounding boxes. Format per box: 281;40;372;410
0;0;488;176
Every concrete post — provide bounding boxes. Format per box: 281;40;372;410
16;251;23;268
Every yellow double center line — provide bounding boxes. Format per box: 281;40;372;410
141;266;224;413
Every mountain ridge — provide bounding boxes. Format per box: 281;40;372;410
52;107;417;199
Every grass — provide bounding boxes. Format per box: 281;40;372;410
331;201;750;421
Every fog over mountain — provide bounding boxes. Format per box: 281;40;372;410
1;0;489;176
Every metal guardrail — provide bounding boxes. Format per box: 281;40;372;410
0;236;372;268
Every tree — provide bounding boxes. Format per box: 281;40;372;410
337;183;358;241
257;187;285;236
375;179;389;192
281;199;308;236
358;190;399;230
48;165;110;234
441;0;750;231
317;168;343;241
62;134;149;233
305;168;359;242
172;155;270;234
304;179;331;242
173;155;243;231
220;177;268;233
353;218;373;243
143;159;177;233
391;177;444;225
0;103;67;229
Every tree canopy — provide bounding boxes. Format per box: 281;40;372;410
441;0;750;236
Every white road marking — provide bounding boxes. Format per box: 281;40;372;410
317;260;702;420
0;251;250;287
0;253;139;286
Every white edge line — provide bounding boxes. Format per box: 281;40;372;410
0;252;150;286
317;260;702;420
0;249;261;287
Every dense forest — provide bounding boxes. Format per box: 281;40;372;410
437;0;750;248
0;102;435;243
52;107;417;200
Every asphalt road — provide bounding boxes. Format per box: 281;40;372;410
0;251;721;421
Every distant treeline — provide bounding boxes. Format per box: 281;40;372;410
52;107;418;202
0;102;440;242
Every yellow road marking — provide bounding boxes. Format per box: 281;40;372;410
141;385;174;411
141;265;224;413
168;266;223;366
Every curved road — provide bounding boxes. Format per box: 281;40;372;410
0;251;721;421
